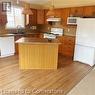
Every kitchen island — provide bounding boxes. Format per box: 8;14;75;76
16;37;60;69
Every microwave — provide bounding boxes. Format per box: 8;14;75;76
67;17;80;25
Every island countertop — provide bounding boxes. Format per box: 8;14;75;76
16;37;61;45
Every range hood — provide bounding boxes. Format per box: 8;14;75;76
47;17;61;22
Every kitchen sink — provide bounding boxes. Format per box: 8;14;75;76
12;32;25;34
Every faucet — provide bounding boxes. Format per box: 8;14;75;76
16;25;23;33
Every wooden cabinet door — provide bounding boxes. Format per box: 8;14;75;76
83;6;95;17
1;14;7;25
0;3;7;25
29;9;37;25
63;36;75;57
58;36;64;54
58;36;75;57
62;8;70;26
37;9;45;24
44;9;49;24
69;7;84;17
54;8;62;18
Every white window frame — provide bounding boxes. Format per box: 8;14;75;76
6;6;25;29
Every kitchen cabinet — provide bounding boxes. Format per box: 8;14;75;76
69;7;84;17
29;9;37;25
0;3;7;25
54;8;62;18
58;36;75;57
83;6;95;17
62;8;70;26
0;14;7;25
44;8;69;26
37;9;45;24
44;9;49;24
0;36;15;57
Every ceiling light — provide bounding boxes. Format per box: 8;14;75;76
22;3;33;15
17;0;19;4
46;0;55;17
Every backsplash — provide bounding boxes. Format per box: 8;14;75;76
0;24;77;37
63;26;76;36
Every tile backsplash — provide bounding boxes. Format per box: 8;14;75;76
0;24;77;37
63;26;76;36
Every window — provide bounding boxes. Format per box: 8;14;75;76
6;6;25;29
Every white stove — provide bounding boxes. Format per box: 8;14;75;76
51;28;63;36
44;28;63;39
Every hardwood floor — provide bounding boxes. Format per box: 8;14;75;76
0;54;92;95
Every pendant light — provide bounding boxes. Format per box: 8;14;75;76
22;3;33;15
46;0;55;17
17;0;19;4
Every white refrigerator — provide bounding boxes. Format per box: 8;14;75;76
74;18;95;66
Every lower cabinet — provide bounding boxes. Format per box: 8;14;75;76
0;36;15;57
58;36;75;57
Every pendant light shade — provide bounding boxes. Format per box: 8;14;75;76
22;3;33;15
46;8;55;17
46;0;55;17
22;8;33;15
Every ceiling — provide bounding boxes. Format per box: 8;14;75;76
20;0;95;8
0;0;95;8
21;0;49;5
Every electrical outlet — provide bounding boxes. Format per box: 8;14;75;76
48;27;50;30
68;28;70;32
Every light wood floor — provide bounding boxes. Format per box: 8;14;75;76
0;54;92;95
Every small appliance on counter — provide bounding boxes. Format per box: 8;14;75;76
67;17;81;25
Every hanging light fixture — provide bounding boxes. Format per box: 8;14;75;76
46;0;55;17
22;3;33;15
17;0;19;4
22;2;33;25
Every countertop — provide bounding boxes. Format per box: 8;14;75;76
0;31;75;37
16;37;61;45
0;34;15;37
0;32;52;36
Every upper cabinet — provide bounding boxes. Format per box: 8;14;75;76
0;14;7;25
28;6;95;26
0;3;7;25
54;8;62;18
37;9;45;24
83;6;95;17
29;9;37;25
69;7;84;17
44;9;49;24
62;8;70;26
